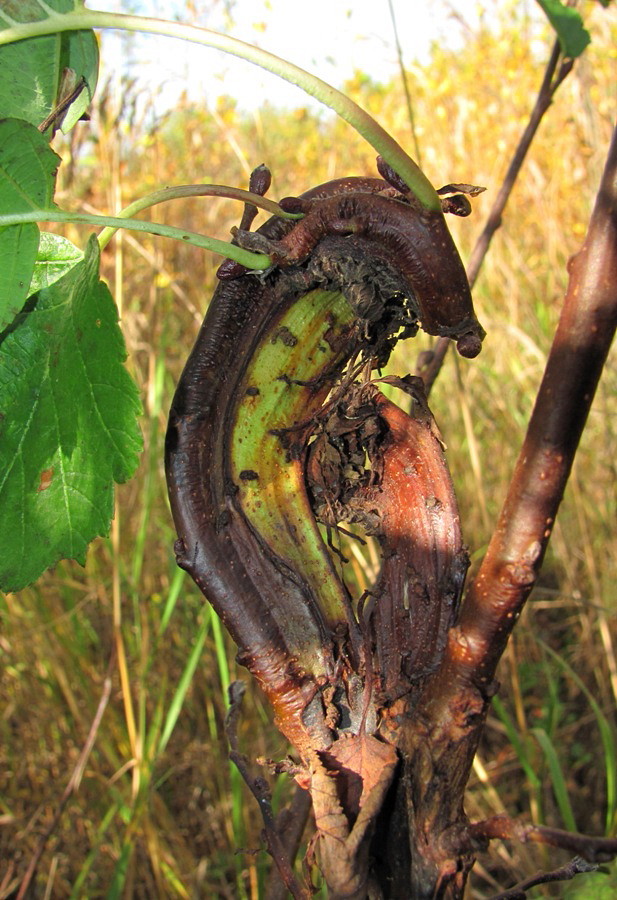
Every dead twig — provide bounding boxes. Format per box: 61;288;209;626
468;814;617;863
225;682;312;900
265;785;312;900
488;855;599;900
421;38;574;394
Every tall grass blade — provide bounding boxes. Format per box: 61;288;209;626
157;610;211;755
157;567;186;638
106;841;132;900
69;803;119;900
538;639;617;834
531;726;577;832
491;695;542;795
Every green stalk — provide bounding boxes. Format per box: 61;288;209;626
97;183;303;250
0;6;441;212
0;210;271;270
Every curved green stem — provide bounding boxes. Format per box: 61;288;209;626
0;210;272;270
0;7;441;212
97;183;303;250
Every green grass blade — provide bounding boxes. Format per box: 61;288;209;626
106;840;132;900
131;356;166;589
531;726;577;832
157;610;211;755
211;608;231;700
157;567;186;638
208;611;248;897
491;695;542;791
69;803;119;900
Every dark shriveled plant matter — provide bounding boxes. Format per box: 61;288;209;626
165;165;483;895
165;110;617;900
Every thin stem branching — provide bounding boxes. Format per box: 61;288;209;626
97;184;302;250
0;210;272;270
0;6;441;212
421;38;574;392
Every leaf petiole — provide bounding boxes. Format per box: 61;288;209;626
96;184;302;251
0;7;442;212
0;210;272;271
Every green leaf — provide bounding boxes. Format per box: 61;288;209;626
0;0;99;132
29;231;83;294
0;236;143;593
536;0;591;59
0;119;60;329
0;224;39;328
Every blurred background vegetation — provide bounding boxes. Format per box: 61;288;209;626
1;1;616;897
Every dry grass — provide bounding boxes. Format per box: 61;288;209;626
1;5;616;897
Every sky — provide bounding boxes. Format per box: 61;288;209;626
91;0;496;114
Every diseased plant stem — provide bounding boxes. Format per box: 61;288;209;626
421;38;573;393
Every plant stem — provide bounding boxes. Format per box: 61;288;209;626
0;7;441;212
396;124;617;898
387;0;423;168
469;815;617;865
465;42;573;288
0;210;272;270
417;121;617;747
488;857;597;900
97;184;302;250
421;39;574;393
